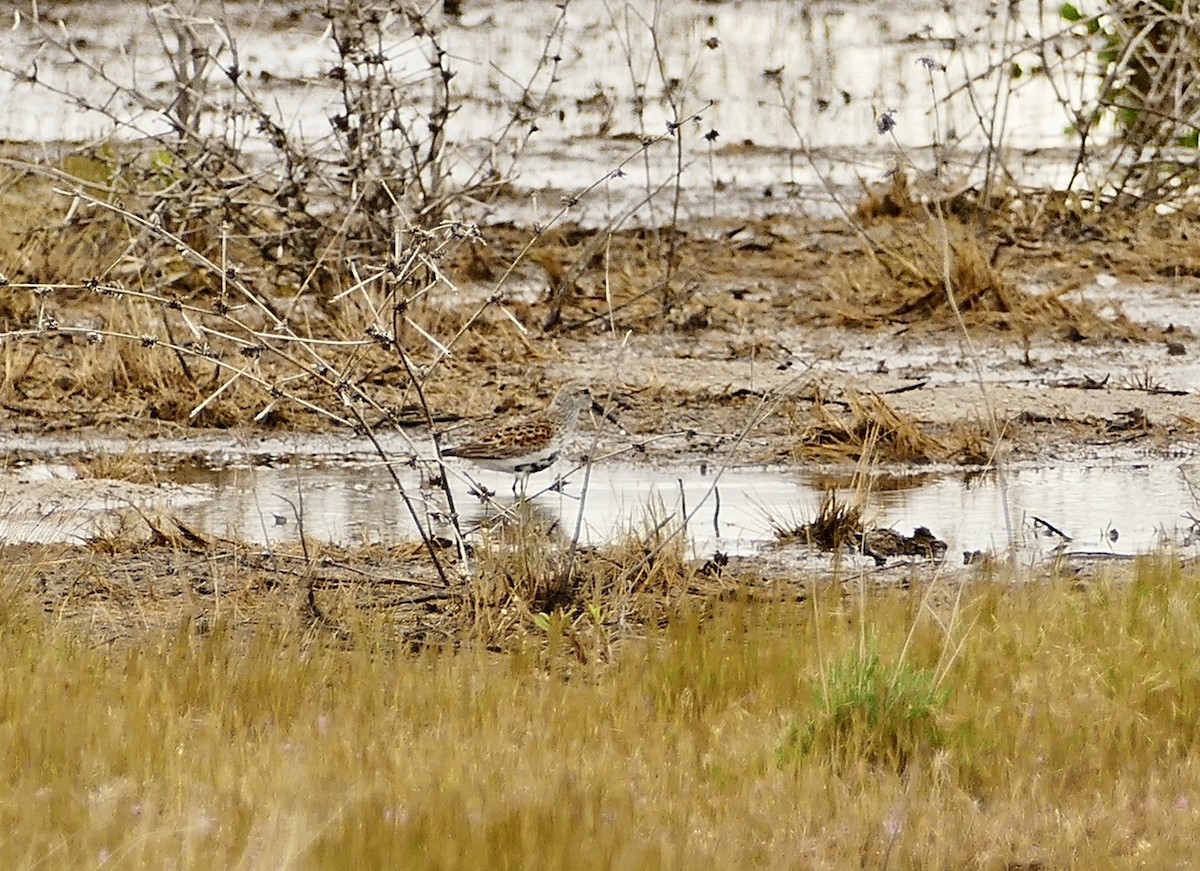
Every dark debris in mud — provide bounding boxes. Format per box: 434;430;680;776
768;490;949;568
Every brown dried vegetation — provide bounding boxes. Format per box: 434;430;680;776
0;156;1189;439
795;391;950;464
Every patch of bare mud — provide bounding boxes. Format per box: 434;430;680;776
553;324;1200;466
4;542;447;648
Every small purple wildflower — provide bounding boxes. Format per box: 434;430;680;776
884;814;903;838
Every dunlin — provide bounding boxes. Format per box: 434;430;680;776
441;385;593;493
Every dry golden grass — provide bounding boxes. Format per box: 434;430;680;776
0;165;517;429
795;390;950;464
771;489;865;551
834;213;1128;334
460;503;705;656
3;555;1200;867
67;448;161;485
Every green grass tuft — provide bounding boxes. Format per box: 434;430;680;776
778;644;948;773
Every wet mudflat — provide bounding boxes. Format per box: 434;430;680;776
9;3;1200;868
0;0;1198;620
0;0;1090;221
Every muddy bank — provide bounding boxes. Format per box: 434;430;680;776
5;536;1156;649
